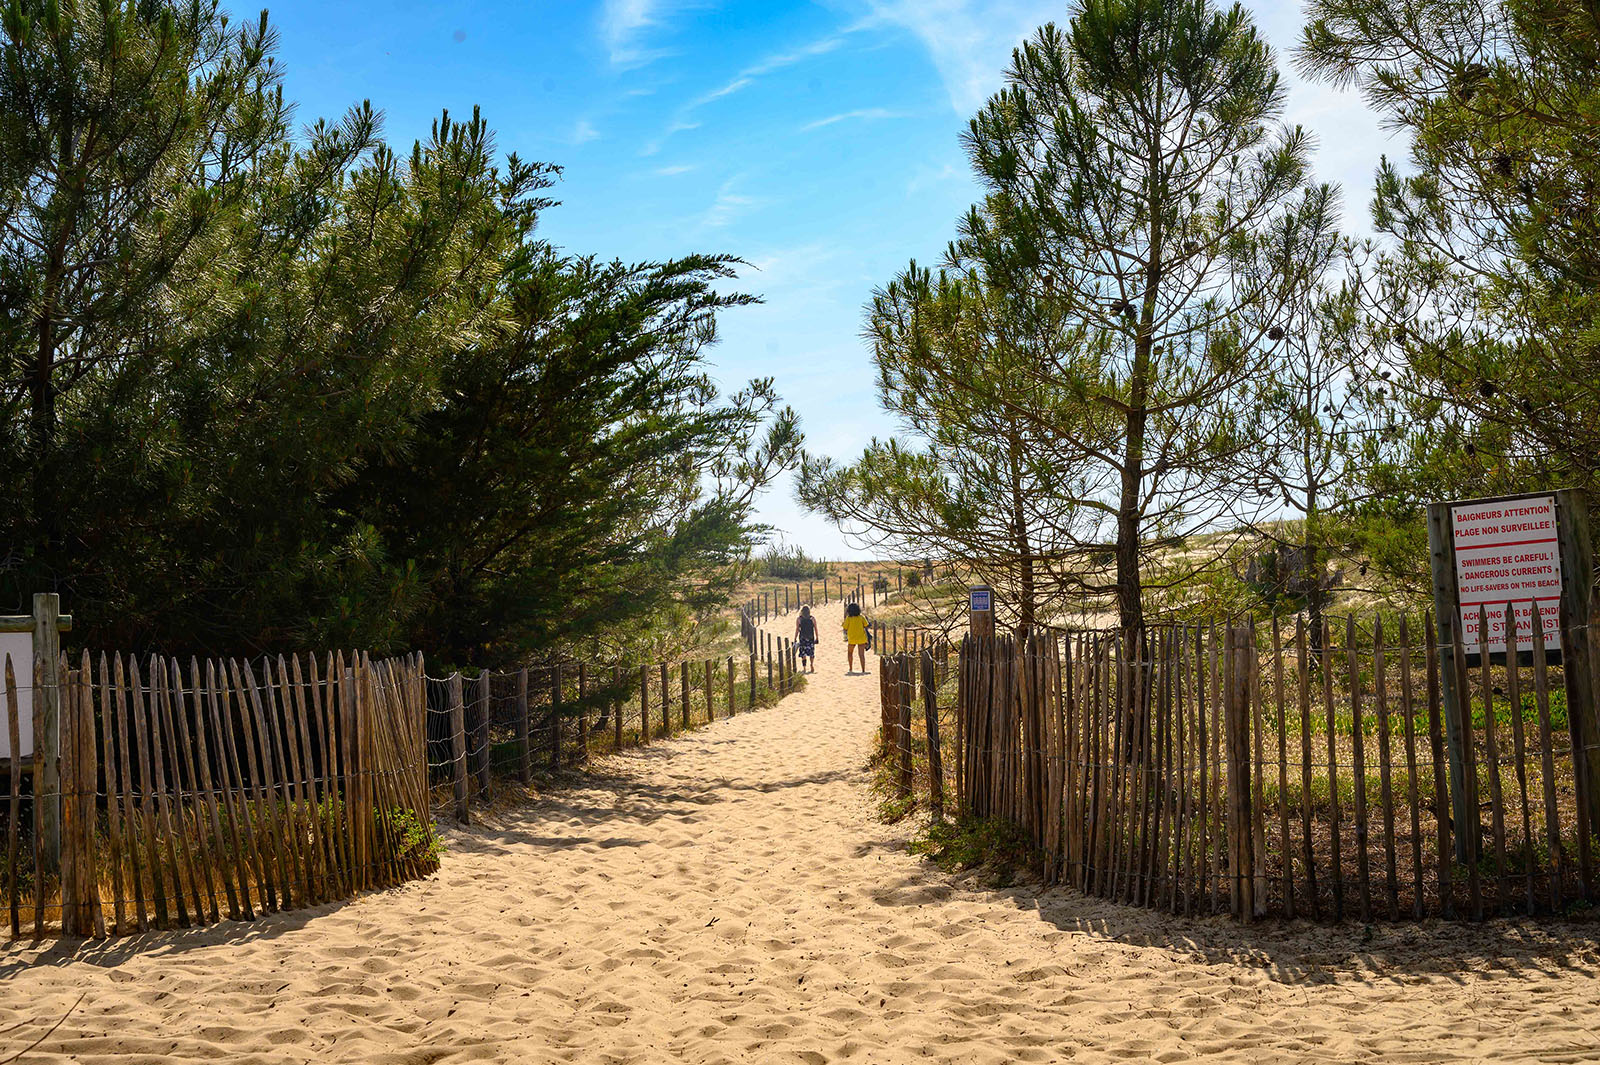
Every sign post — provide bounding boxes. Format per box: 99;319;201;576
968;585;994;641
1428;490;1598;859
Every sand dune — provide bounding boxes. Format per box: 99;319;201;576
4;599;1599;1063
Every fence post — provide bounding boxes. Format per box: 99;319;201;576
578;663;589;761
680;661;690;729
60;659;99;936
33;593;63;875
613;664;624;750
897;655;914;800
727;656;735;717
1224;626;1254;922
659;662;671;737
923;650;943;820
449;673;469;824
639;664;649;746
475;671;494;800
550;665;563;770
748;655;757;711
705;659;714;721
516;668;531;782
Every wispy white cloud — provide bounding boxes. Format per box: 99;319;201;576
702;175;760;228
646;22;869;155
862;0;1057;114
642;119;700;156
656;163;696;175
601;0;705;68
801;107;903;132
573;119;601;145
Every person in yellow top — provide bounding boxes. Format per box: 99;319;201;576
842;601;871;674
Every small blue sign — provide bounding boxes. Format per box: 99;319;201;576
969;586;992;612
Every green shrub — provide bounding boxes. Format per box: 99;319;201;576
756;542;830;580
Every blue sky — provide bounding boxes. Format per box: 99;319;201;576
261;0;1397;560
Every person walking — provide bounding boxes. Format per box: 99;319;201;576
794;605;819;673
842;601;870;674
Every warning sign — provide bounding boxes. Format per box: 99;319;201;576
1451;495;1562;655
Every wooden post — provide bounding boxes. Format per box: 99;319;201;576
551;665;564;768
705;659;715;722
748;655;757;711
897;656;913;799
658;662;670;737
639;664;650;745
923;651;943;820
476;670;494;799
727;656;735;717
969;586;994;641
1554;489;1600;834
1427;502;1473;859
33;593;63;874
1223;626;1254;921
516;668;531;782
613;664;624;750
578;663;589;760
449;673;468;824
680;661;690;729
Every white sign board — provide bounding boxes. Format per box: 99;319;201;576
0;631;33;760
1451;495;1562;655
969;586;992;612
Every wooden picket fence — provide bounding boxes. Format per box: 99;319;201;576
423;609;805;826
0;570;935;939
2;650;432;938
883;608;1600;922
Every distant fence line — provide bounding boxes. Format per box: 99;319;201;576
881;607;1600;923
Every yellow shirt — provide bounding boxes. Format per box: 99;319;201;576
842;615;869;645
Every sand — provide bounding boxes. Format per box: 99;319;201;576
4;599;1600;1063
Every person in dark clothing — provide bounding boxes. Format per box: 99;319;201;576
794;605;818;672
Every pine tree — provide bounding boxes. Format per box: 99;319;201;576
957;0;1338;630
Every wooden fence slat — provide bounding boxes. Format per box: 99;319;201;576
112;654;149;930
1374;619;1399;921
1530;608;1564;913
1398;617;1425;919
1347;617;1372;923
214;661;269;916
1173;629;1190;913
95;655;126;933
1451;620;1483;920
1580;616;1600;903
149;657;194;925
183;658;235;921
1296;618;1319;920
517;668;531;782
1503;615;1536;914
243;657;297;912
173;659;221;924
287;654;333;905
6;656;20;937
1480;606;1507;913
705;660;715;724
31;653;43;937
473;670;493;798
1425;615;1453;917
304;653;345;901
681;662;691;730
203;660;254;918
317;654;354;899
1271;618;1292;919
658;663;670;739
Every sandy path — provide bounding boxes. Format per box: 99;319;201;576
4;599;1600;1063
